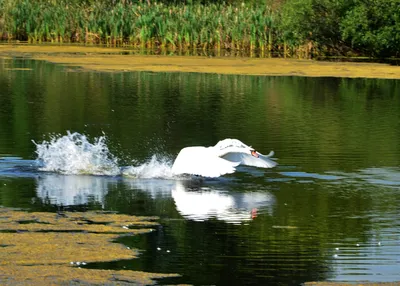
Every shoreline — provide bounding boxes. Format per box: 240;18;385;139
1;44;400;79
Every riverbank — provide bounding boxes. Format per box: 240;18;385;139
1;45;400;79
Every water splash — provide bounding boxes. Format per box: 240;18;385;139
122;155;173;179
33;132;120;176
33;132;175;179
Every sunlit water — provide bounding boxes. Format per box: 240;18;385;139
0;58;399;285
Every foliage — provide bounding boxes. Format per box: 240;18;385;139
0;0;399;57
340;0;400;57
278;0;400;57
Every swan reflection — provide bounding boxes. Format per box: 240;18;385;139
34;174;275;223
171;181;275;223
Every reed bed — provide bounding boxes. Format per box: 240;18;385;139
0;0;298;56
1;0;398;58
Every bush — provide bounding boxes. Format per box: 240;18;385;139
340;0;400;57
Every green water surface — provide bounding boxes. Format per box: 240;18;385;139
0;58;399;285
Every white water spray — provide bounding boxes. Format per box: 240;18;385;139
122;155;173;178
33;132;175;178
34;132;120;176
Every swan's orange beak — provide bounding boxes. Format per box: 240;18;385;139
251;150;259;158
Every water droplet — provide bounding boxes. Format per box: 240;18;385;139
122;226;129;229
81;262;87;265
333;254;338;258
166;250;170;253
127;247;130;249
157;247;161;251
70;262;74;265
356;243;360;247
335;247;339;251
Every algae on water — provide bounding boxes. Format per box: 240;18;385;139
1;45;400;79
0;207;178;285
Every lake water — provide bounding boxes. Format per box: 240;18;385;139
0;58;399;285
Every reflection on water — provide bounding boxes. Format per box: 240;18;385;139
332;239;400;283
328;167;400;188
171;181;274;223
280;167;400;189
32;169;275;224
360;168;400;187
0;157;37;175
36;174;110;207
1;58;400;284
1;156;400;283
27;166;400;208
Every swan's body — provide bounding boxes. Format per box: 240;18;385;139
171;139;277;177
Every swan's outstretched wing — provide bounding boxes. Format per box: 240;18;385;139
172;147;239;178
222;150;277;168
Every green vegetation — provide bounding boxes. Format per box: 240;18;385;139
279;0;400;58
0;0;399;57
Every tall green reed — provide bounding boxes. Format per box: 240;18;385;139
0;0;313;57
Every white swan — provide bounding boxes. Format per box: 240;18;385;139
171;138;277;177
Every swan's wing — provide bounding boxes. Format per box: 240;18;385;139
214;138;249;149
222;150;277;168
172;147;239;178
214;139;277;168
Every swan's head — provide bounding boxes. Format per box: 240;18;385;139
251;150;259;158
